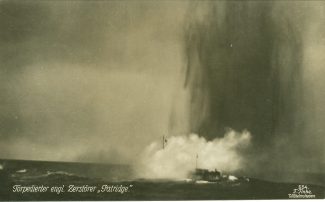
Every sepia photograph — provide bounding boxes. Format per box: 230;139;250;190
0;0;324;200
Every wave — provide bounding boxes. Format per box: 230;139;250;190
11;169;79;181
16;169;27;173
45;170;75;177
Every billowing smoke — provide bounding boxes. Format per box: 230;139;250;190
136;129;251;179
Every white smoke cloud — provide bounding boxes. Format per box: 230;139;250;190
136;129;251;179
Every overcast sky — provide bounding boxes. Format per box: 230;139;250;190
0;0;189;163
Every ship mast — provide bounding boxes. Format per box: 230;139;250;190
163;136;165;149
196;154;198;169
162;136;167;149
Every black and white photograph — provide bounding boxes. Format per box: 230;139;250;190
0;0;324;200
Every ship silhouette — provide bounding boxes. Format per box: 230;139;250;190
188;154;222;182
190;168;221;182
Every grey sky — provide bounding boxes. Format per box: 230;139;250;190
0;0;188;163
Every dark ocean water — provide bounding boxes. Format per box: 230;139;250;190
0;159;324;200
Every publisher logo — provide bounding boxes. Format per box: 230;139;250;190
288;185;315;199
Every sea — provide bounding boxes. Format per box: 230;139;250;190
0;159;324;200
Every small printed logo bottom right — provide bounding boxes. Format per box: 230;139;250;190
288;185;316;199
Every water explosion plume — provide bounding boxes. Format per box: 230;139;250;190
136;129;251;179
170;1;325;182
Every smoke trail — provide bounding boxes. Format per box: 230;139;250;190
136;129;251;179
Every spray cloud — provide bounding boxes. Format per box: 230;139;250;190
137;129;251;179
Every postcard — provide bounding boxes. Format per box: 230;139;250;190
0;0;324;200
